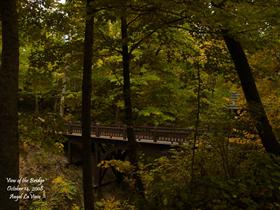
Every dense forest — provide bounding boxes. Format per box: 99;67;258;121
1;0;280;209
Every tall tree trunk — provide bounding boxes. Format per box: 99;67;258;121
121;16;145;198
0;0;19;209
60;71;67;117
35;89;39;113
223;34;280;155
191;61;201;181
82;0;95;209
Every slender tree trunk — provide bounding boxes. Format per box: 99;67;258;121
82;0;95;209
0;0;19;209
60;71;67;117
35;89;39;113
191;61;201;181
121;16;145;197
223;34;280;155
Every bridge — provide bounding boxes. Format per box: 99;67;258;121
66;122;194;145
64;122;195;188
63;122;257;188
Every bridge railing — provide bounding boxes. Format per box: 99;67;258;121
66;122;194;144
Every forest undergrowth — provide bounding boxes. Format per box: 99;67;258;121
18;113;280;210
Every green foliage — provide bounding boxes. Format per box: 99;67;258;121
142;147;192;209
19;112;65;151
29;175;80;210
99;160;134;174
141;147;280;210
96;198;136;210
14;0;280;209
46;176;79;209
20;142;83;210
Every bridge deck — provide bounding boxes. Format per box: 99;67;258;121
65;132;182;146
65;123;194;145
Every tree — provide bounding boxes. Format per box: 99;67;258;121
223;33;280;155
81;0;95;209
120;15;145;197
0;0;20;209
17;0;83;114
183;0;280;154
